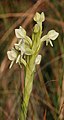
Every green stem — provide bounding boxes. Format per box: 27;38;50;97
19;54;37;120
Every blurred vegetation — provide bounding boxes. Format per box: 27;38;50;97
0;0;64;120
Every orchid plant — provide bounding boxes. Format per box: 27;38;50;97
7;12;59;120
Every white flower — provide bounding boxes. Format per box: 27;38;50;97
15;26;32;47
40;30;59;47
35;55;42;65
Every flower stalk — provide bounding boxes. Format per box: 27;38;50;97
7;12;59;120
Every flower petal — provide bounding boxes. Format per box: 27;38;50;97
48;30;59;40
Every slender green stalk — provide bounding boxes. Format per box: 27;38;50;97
20;64;34;120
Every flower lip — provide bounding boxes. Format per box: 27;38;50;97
40;30;59;47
